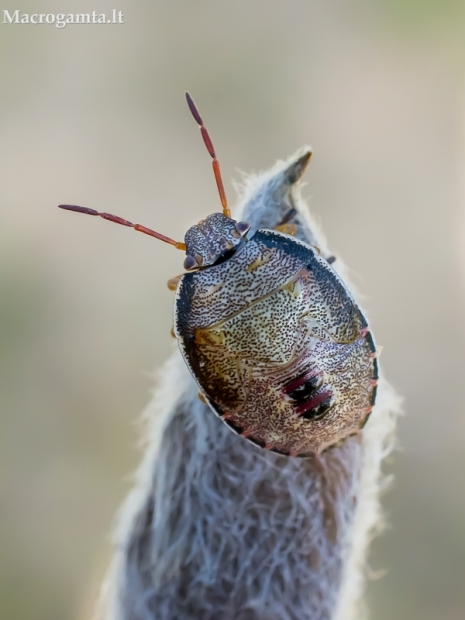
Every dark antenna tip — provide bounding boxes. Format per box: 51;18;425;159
58;204;99;216
185;92;230;217
185;92;203;126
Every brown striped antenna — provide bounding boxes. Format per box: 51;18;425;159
57;204;186;250
185;92;231;218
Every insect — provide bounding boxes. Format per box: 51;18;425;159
59;93;378;457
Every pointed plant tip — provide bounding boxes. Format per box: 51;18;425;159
298;150;312;165
285;150;313;185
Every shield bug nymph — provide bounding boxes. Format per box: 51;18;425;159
59;93;378;457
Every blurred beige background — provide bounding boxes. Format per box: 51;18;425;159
1;1;464;619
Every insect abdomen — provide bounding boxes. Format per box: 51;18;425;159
175;231;377;456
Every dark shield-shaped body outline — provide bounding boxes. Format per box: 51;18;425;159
174;229;378;457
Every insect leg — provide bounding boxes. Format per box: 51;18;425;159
276;207;297;226
274;207;297;236
167;274;183;291
275;223;297;236
274;206;336;262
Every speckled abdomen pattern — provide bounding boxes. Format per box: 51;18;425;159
175;230;377;456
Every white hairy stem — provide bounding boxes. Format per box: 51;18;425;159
96;151;400;620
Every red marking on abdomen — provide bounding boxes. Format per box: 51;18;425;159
294;391;332;416
282;369;320;395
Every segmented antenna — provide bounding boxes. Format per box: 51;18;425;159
57;205;187;250
185;92;231;219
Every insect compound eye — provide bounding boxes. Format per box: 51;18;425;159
183;255;199;270
235;221;251;236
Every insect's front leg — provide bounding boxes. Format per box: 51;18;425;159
167;274;183;291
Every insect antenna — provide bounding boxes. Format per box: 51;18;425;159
57;204;187;250
185;92;231;219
